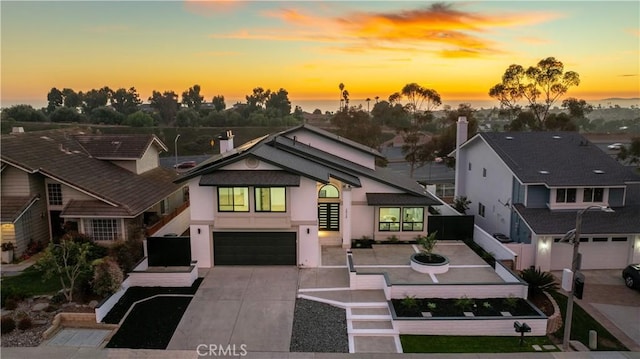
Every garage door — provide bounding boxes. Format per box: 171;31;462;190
213;232;296;265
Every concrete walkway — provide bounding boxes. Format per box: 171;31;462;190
0;252;42;277
166;266;298;352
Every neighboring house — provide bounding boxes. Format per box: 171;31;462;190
455;130;640;271
1;129;187;258
176;124;440;268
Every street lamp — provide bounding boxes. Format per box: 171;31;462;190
174;134;181;170
561;204;614;351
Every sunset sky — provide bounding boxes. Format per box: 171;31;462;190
1;1;639;111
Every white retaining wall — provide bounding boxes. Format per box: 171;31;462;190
495;261;523;283
473;225;517;261
151;206;191;237
95;278;131;323
394;317;547;336
389;284;527;300
127;266;198;287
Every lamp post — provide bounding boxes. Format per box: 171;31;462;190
562;205;614;351
174;134;181;170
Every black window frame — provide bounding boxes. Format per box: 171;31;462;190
254;187;286;212
217;187;250;212
556;188;577;203
318;202;340;231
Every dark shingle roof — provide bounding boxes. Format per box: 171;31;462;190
280;124;384;158
199;170;300;187
74;134;167;159
477;132;640;186
1;130;182;217
1;196;39;222
514;204;640;235
366;193;440;206
61;200;132;217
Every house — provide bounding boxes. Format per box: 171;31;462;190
1;128;188;259
176;124;440;267
455;126;640;271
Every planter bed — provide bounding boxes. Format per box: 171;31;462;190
390;297;547;336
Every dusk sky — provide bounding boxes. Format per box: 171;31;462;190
1;1;639;111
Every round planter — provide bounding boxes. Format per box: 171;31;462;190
410;253;450;274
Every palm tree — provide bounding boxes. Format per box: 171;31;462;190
339;83;345;111
366;97;371;113
342;90;350;110
375;96;379;104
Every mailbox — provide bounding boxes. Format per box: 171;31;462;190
514;321;531;346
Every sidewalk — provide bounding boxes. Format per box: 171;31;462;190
0;252;41;277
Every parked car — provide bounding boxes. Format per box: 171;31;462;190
174;161;196;169
607;143;623;150
622;264;640;290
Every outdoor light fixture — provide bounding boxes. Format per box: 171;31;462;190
560;205;614;351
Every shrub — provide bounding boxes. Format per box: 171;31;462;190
401;295;418;309
455;295;474;312
453;196;471;214
17;317;32;330
92;257;124;297
520;267;558;298
4;298;18;310
1;316;16;334
427;302;437;311
504;295;518;311
416;232;438;258
109;239;144;273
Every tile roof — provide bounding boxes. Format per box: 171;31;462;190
1;196;39;223
1;130;182;217
74;134;167;159
199;170;301;187
514;204;640;235
476;132;640;186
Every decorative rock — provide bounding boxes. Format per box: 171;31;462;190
500;311;512;316
88;300;99;309
31;303;49;312
421;312;432;317
463;311;474;317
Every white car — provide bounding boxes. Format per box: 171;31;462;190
607;143;623;150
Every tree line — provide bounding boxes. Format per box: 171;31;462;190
1;85;303;127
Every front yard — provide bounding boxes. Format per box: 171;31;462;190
401;335;558;353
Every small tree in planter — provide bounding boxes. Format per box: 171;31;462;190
415;231;439;262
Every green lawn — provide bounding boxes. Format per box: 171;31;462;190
401;335;558;353
1;266;62;305
551;292;627;351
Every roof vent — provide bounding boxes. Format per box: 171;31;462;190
538;170;550;174
593;169;605;174
552;135;562;139
505;136;514;140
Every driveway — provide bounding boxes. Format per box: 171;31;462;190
167;266;299;352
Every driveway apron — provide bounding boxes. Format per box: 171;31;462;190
167;266;298;352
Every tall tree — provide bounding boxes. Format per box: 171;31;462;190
181;84;204;110
331;107;382;149
365;97;371;113
489;57;580;130
342;89;350;110
617;137;640;166
246;87;270;110
62;88;82;109
81;86;111;114
265;88;291;118
110;87;142;115
562;97;594;131
47;87;64;113
429;104;479;167
0;104;48;122
211;95;226;112
149;90;179;124
339;83;345;111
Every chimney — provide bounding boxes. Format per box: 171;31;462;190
218;130;234;154
454;116;468;198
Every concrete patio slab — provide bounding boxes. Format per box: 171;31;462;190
299;268;350;289
321;246;348;266
45;328;112;348
301;290;387;304
167;266;298;353
353;336;398;353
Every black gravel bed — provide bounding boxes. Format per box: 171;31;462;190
106;296;192;349
289;298;348;353
102;278;202;324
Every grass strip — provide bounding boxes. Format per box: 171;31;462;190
401;335;557;353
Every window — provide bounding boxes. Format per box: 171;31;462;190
379;208;400;231
592;237;608;242
318;184;339;198
318;203;340;231
255;187;286;212
583;188;604;202
218;187;249;212
556;188;576;203
482;168;487;177
85;219;120;241
612;237;628;242
47;183;62;205
468;162;472;171
478;203;485;217
402;208;424;231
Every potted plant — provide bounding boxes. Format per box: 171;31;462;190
2;242;15;264
410;231;450;274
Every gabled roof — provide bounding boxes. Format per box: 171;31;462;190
177;125;438;203
467;132;640;187
1;196;39;223
74;134;167;159
279;124;384;158
514;204;640;235
1;130;182;217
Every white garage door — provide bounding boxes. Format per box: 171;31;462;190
551;236;630;270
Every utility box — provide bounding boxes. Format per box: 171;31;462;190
574;272;585;299
562;268;573;291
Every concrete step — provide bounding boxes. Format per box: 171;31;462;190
348;328;398;335
350;307;390;316
351;320;394;330
352;335;401;353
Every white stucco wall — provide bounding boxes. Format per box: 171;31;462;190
284;129;376;169
190;224;212;268
188;178;215;221
460;139;513;236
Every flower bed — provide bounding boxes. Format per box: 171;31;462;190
391;297;539;318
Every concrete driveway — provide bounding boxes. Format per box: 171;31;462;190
167;266;298;352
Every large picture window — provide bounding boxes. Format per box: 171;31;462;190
556;188;576;203
85;219;120;241
218;187;249;212
583;188;604;202
380;207;425;232
255;187;286;212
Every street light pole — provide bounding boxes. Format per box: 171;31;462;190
174;134;181;170
562;205;614;351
